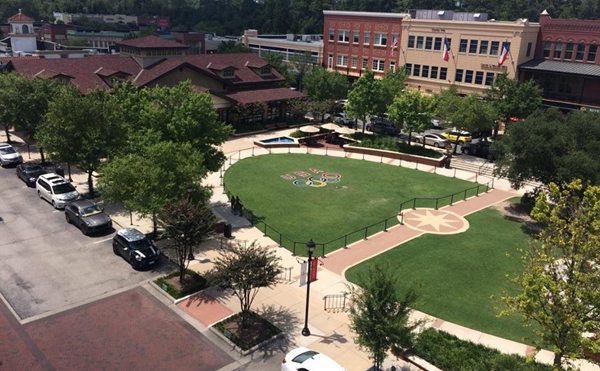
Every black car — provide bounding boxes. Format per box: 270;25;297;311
112;228;160;269
65;200;113;235
366;119;399;136
16;163;46;186
461;139;494;160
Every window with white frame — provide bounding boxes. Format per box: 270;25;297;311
351;56;358;68
372;59;385;71
362;57;369;69
336;55;348;67
374;33;387;46
364;31;370;45
328;29;334;42
338;30;349;43
390;61;396;72
353;31;359;44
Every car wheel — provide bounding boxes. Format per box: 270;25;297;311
112;244;120;256
434;142;439;148
38;190;42;199
51;200;57;208
81;225;89;236
463;148;470;155
366;125;371;131
458;140;464;146
65;214;71;224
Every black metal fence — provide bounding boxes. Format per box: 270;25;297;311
398;181;493;213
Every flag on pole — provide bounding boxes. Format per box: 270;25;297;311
442;38;450;61
498;42;510;66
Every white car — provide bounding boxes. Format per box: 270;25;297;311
414;133;450;148
0;142;23;167
281;347;345;371
36;173;80;209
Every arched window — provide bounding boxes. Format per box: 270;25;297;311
22;25;29;34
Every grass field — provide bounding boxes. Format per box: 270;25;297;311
223;154;476;255
346;205;539;345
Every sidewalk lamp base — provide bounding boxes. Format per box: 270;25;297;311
301;327;311;337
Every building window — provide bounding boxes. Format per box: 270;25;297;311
408;35;415;48
413;64;421;76
328;29;334;42
446;38;452;48
425;37;433;50
338;30;349;43
353;31;359;44
455;69;464;82
587;44;597;62
469;40;478;54
554;42;562;59
485;72;495;85
422;65;429;78
440;67;448;80
576;43;585;61
405;63;413;75
430;66;439;79
351;56;358;68
259;66;271;75
390;61;396;72
475;71;484;84
479;40;488;54
526;42;532;57
372;59;385;71
564;43;574;60
416;36;424;49
364;32;370;45
362;57;369;69
336;55;348;67
543;42;552;58
459;39;468;53
490;41;500;55
464;70;474;83
374;33;387;46
434;37;442;51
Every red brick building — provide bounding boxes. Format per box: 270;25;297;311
519;10;600;109
322;10;407;78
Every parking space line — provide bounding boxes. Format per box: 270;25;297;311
89;237;113;245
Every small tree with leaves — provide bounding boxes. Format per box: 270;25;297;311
347;70;384;133
159;198;216;283
210;242;282;325
349;264;422;370
388;90;435;144
503;180;600;367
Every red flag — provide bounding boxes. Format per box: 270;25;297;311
442;39;450;61
498;43;510;66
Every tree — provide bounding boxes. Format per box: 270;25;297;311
262;51;293;85
210;241;282;325
159;198;216;283
37;87;123;195
288;51;317;91
493;109;600;188
388;90;435;144
217;40;251;53
302;67;349;115
380;68;408;110
348;264;422;370
346;70;383;133
0;73;22;143
503;180;600;367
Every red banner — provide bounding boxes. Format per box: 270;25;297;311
309;258;318;282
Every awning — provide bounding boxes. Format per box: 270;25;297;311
225;87;305;105
519;59;600;78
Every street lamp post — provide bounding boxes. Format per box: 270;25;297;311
301;239;316;336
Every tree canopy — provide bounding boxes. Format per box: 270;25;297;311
346;70;383;132
388;90;434;143
485;74;543;124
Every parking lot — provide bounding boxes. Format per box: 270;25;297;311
0;165;172;320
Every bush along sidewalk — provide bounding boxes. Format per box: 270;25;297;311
412;328;552;371
154;269;207;299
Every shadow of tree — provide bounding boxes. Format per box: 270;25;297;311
243;304;300;360
183;287;233;308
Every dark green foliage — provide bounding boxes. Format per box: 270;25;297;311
413;329;552;371
154;269;207;299
214;310;281;351
350;134;443;159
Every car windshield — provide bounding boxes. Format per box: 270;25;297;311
0;147;16;154
25;165;44;173
81;205;102;217
130;238;154;254
292;350;319;363
52;183;76;194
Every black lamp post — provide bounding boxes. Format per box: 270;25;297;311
301;239;316;336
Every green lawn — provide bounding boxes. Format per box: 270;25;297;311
346;205;539;345
224;154;476;255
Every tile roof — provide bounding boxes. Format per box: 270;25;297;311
117;35;188;49
8;11;34;23
225;87;305;105
519;59;600;77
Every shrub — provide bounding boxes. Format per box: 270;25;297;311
154;269;207;299
413;329;552;371
349;134;443;159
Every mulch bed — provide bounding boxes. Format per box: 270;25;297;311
155;270;207;299
214;310;281;351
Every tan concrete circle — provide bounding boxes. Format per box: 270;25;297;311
400;208;469;234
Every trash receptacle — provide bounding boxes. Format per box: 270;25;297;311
55;166;65;177
224;223;232;238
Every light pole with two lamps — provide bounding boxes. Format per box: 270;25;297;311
301;239;316;336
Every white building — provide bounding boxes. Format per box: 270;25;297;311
8;10;37;54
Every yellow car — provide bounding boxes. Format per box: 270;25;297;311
441;130;472;144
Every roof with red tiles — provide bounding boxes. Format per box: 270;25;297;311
8;10;34;23
225;87;305;105
117;35;188;49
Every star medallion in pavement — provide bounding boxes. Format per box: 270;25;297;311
401;208;469;234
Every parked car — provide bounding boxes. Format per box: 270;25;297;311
461;139;495;160
65;200;112;235
0;142;23;167
366;118;399;136
333;112;353;127
281;347;345;371
441;130;472;145
16;163;46;186
112;228;161;269
431;118;445;129
414;133;450;148
36;173;80;209
304;112;331;122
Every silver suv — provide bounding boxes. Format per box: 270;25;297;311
0;142;23;167
36;173;80;209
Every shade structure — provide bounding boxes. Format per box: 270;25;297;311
321;123;341;131
299;125;320;133
335;126;355;135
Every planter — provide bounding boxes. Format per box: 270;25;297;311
343;144;447;167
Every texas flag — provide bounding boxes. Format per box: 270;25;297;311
442;39;450;61
498;43;510;66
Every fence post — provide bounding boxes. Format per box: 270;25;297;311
292;242;296;256
229;156;232;165
263;223;267;236
415;161;418;170
384;219;388;231
413;198;416;209
252;147;255;156
322;244;325;257
238;150;241;160
464;189;468;200
491;178;495;189
400;212;404;224
279;234;282;246
325;147;328;156
380;155;383;163
364;227;368;240
476;184;480;196
344;235;348;248
475;173;478;183
362;152;365;161
450;193;454;206
435;198;439;210
453;168;457;178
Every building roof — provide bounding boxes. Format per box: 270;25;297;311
323;10;410;19
117;35;188;49
519;59;600;78
8;10;34;23
224;87;305;105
